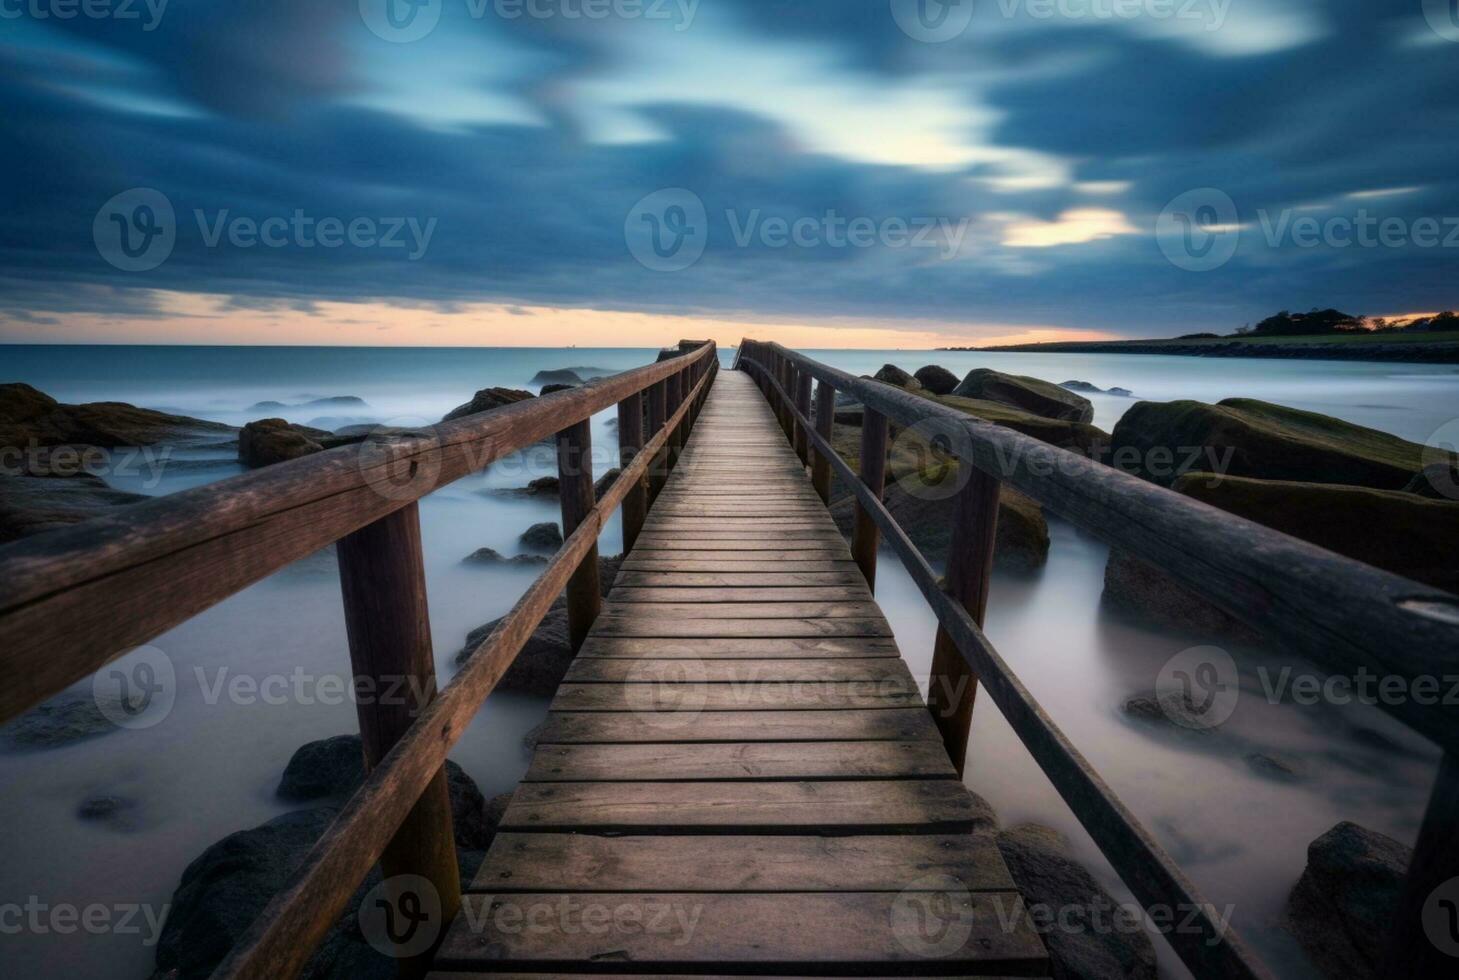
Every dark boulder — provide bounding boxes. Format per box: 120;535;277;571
540;383;576;395
915;392;1109;457
524;475;560;495
1109;398;1441;489
0;472;147;543
1285;822;1410;980
996;824;1158;980
442;387;534;423
462;547;549;567
519;521;563;551
532;368;584;385
0;382;233;450
593;467;622;498
952;369;1094;423
238;418;331;468
913;365;958;395
873;364;920;389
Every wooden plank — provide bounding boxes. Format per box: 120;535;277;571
500;780;990;832
533;708;940;743
600;601;882;619
631;538;848;551
565;658;907;683
523;741;954;782
613;571;867;588
610;587;868;603
550;681;924;712
589;617;893;638
577;636;901;658
438;891;1047;972
429;974;1048;979
619;557;860;572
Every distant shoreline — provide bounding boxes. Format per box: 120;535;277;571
946;333;1459;365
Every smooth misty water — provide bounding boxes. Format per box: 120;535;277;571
1;345;1455;979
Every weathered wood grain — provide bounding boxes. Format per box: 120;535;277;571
533;708;941;743
523;741;954;782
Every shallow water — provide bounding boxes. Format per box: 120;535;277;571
1;345;1453;978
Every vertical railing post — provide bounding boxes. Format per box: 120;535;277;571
557;419;602;651
616;391;648;553
666;369;685;469
647;379;668;501
1379;753;1459;977
851;409;888;590
335;503;461;978
811;380;835;504
793;370;812;466
780;359;796;440
926;465;1001;775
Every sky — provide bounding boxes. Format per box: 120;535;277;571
1;0;1456;347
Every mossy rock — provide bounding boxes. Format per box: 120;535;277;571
1110;398;1444;489
952;368;1094;423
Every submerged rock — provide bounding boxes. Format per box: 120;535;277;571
913;364;959;395
539;383;576;395
1;691;121;749
441;387;535;423
462;547;550;567
953;368;1095;423
593;467;622;498
1245;752;1304;782
1285;822;1410;980
1102;549;1260;643
996;824;1157;980
519;521;564;551
1109;397;1442;488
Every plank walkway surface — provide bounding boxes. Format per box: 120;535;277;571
429;371;1049;978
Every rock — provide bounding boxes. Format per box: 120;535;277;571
461;547;550;567
593;467;622;498
1121;690;1220;734
77;795;139;829
830;479;1049;572
442;387;535;423
913;365;959;395
1109;398;1441;488
1103;474;1459;635
1059;380;1102;393
1245;752;1304;781
915;392;1110;457
247;396;367;412
1107;387;1134;398
1285;822;1410;980
276;734;495;850
873;364;920;389
1;690;120;749
996;824;1157;980
953;369;1094;423
519;521;563;551
1403;461;1459;499
237;418;331;468
524;475;560;495
0;382;233;450
532;368;584;385
0;472;148;543
540;383;576;395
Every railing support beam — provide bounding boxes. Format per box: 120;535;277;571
793;370;813;465
336;503;461;978
927;465;1001;776
851;409;888;590
557;419;602;651
811;380;835;504
616;392;648;553
647;380;668;501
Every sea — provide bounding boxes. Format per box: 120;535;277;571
2;344;1457;979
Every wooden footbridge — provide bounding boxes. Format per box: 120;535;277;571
1;340;1456;980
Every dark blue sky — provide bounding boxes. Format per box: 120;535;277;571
2;0;1456;343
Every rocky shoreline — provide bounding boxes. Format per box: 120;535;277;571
945;338;1459;364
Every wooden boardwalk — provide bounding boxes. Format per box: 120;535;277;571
430;372;1049;977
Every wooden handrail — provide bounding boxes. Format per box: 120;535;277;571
0;342;718;727
739;339;1459;980
210;348;718;979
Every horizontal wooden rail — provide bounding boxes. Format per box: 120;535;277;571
0;342;718;728
739;350;1268;979
210;352;717;980
741;340;1459;756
